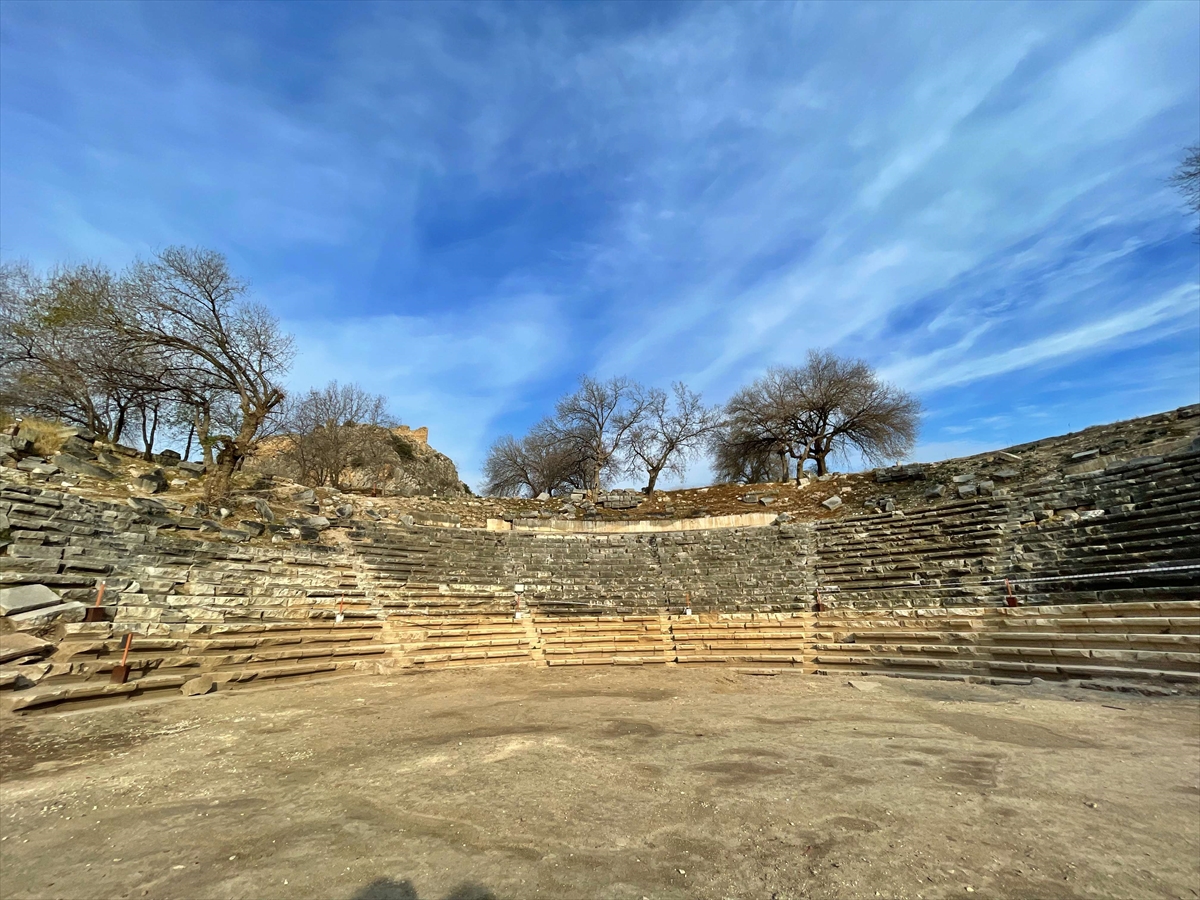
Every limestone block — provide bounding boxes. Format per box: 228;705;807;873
0;632;54;663
51;454;115;480
0;584;62;616
8;601;86;629
181;674;217;696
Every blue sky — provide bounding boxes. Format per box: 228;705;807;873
2;1;1198;488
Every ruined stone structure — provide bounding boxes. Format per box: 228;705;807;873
1;410;1197;714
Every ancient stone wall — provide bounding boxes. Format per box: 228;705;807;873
2;438;1197;711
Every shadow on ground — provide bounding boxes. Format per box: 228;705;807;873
351;877;496;900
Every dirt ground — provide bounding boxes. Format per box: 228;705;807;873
1;669;1197;900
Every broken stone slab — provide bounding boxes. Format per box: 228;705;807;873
758;497;776;505
951;473;975;484
238;520;266;537
292;488;316;504
155;449;182;466
991;468;1019;481
977;480;995;496
177;460;205;476
0;584;61;617
536;492;551;501
127;496;167;515
8;601;86;629
957;483;978;498
0;632;54;664
61;435;97;459
994;451;1020;462
51;454;115;480
132;469;169;494
16;458;60;475
181;674;217;696
1064;457;1106;476
251;498;275;521
821;495;842;510
335;504;354;518
1070;448;1100;460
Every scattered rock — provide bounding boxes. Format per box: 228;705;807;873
181;675;217;696
924;483;946;500
1071;448;1100;460
994;451;1020;462
16;458;60;475
991;468;1019;481
292;488;316;504
536;492;551;502
252;498;275;522
951;473;975;484
132;469;169;494
335;504;354;518
177;460;205;476
977;480;995;496
156;449;182;466
238;520;266;537
127;496;167;515
957;483;978;498
821;496;842;511
758;496;776;506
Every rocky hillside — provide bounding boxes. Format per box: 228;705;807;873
248;425;470;500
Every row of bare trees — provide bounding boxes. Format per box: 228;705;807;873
484;351;921;497
1;248;294;490
483;378;720;497
1;248;415;496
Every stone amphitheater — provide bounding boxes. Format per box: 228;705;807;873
1;406;1198;900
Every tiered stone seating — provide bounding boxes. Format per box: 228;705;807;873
387;614;537;669
813;499;1009;608
536;615;672;666
5;618;390;713
982;600;1200;683
672;614;807;667
807;601;1200;685
1010;448;1200;603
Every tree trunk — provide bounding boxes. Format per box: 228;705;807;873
140;406;159;461
183;421;195;461
644;466;662;495
195;405;214;469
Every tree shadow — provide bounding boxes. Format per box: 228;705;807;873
350;878;496;900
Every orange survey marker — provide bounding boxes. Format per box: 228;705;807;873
336;595;345;624
85;581;108;622
110;632;133;684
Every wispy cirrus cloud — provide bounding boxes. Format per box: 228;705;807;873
1;0;1197;487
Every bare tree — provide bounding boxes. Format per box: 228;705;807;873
1172;145;1200;233
554;376;651;495
118;247;294;486
278;381;395;489
714;350;920;479
482;418;588;497
0;260;167;445
627;382;720;494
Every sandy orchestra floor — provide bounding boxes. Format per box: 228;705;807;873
1;667;1197;900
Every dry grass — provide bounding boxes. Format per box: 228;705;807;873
1;414;74;458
